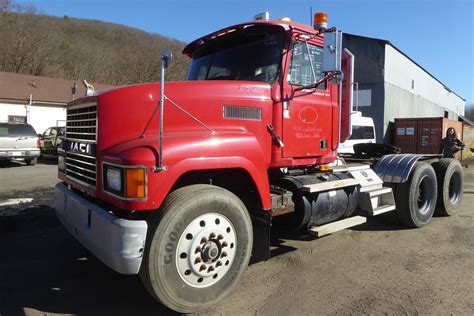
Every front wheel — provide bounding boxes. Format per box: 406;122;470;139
395;162;437;228
140;185;253;313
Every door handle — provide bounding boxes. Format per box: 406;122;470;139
267;124;284;147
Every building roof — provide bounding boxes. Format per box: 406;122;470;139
459;115;474;127
344;33;465;102
0;71;113;105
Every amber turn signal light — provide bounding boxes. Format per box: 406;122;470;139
319;164;330;172
126;168;146;198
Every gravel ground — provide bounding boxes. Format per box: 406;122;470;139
0;161;473;315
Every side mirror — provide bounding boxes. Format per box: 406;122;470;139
37;133;41;137
161;48;173;69
323;30;342;74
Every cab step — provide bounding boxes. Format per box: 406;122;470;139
359;185;396;216
370;204;396;216
308;215;367;237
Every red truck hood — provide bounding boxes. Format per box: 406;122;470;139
96;80;272;151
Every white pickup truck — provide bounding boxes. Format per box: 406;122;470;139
338;112;376;155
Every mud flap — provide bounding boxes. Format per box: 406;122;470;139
250;211;272;263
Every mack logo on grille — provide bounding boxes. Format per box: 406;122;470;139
64;140;96;156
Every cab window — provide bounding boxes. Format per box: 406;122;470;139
186;25;285;84
288;41;325;90
349;126;375;140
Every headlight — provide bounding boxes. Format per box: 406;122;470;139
103;164;146;199
105;166;123;193
58;156;65;172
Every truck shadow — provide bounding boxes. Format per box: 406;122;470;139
0;160;25;168
0;157;56;168
267;212;408;251
0;204;453;316
0;205;179;316
38;156;58;165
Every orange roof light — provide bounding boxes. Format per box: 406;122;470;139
314;12;328;31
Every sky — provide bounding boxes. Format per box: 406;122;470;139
28;0;474;107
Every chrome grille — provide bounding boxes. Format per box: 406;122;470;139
65;103;97;188
66;104;97;142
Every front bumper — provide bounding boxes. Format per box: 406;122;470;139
0;149;40;160
54;183;148;274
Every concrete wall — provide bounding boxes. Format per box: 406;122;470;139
0;101;66;134
384;45;464;117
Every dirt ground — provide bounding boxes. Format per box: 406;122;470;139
0;159;473;315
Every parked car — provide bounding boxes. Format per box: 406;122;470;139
0;123;40;165
39;126;65;157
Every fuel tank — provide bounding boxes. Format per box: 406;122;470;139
272;172;359;231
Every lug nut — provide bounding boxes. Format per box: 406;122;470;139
217;234;224;240
216;261;222;267
208;266;215;273
194;257;202;264
199;264;206;272
209;233;216;239
221;252;227;258
195;247;201;254
200;237;207;244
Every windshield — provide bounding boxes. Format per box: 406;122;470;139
0;123;37;137
186;25;285;84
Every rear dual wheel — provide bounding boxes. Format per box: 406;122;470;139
432;158;464;216
395;162;437;228
140;185;253;313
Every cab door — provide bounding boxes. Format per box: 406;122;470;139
281;40;333;158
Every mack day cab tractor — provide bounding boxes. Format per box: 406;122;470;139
54;12;464;313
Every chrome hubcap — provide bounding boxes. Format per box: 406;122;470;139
176;213;236;288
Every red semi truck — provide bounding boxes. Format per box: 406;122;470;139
54;12;464;313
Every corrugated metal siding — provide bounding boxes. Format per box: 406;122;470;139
384;45;464;116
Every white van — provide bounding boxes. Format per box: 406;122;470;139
338;112;376;155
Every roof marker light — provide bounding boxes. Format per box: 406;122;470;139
254;12;270;21
314;12;328;31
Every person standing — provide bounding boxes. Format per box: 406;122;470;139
441;127;464;158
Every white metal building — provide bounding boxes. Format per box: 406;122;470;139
343;34;465;143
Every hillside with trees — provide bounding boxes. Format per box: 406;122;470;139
0;1;189;85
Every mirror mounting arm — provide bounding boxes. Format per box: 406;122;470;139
293;70;341;93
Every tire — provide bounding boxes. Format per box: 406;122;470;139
140;185;253;313
25;158;37;166
395;162;437;228
432;158;464;216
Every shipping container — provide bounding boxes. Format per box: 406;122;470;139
461;125;474;163
395;117;463;157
